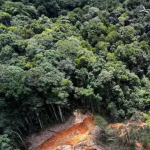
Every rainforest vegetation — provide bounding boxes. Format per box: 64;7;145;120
1;0;150;149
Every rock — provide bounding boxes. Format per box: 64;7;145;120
56;145;72;150
85;139;95;147
74;142;86;150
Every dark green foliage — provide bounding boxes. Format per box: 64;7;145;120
1;0;150;149
0;134;19;150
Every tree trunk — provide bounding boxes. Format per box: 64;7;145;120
51;104;59;121
18;121;28;132
35;110;43;130
58;106;65;122
11;130;27;148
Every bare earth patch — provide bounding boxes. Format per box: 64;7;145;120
38;116;95;150
26;110;92;150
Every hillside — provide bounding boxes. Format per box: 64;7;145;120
1;0;150;149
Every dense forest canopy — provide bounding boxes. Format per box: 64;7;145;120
1;0;150;149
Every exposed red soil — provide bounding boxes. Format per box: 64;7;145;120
108;123;125;130
38;116;95;150
135;141;142;149
26;110;91;150
28;111;147;150
108;122;147;150
108;122;146;137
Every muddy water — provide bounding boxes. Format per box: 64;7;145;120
38;116;95;150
